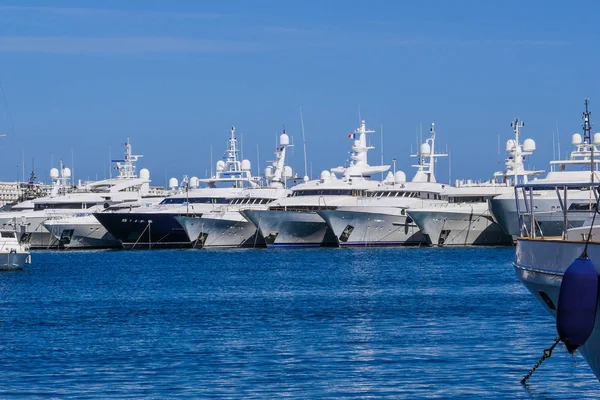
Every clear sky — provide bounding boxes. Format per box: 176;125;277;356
0;0;599;187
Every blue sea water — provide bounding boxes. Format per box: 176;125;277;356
0;247;598;398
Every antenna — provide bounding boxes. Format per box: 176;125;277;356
552;132;556;161
556;120;561;171
256;142;260;177
71;147;75;187
240;130;244;161
210;145;213;178
21;148;24;183
380;124;384;181
108;146;112;180
300;106;308;179
358;105;361;125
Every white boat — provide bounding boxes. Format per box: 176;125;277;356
408;120;543;246
241;119;389;248
514;180;600;381
491;102;600;239
31;138;165;249
514;102;600;382
317;123;448;247
94;127;262;249
175;130;293;248
0;230;31;271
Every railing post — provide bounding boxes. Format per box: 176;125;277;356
563;186;568;240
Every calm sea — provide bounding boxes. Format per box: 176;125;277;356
0;247;597;398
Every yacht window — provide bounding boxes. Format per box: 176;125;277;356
1;231;15;238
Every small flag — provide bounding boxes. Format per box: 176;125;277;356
348;134;356;139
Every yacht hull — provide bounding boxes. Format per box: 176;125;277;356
241;209;337;248
175;214;265;248
44;219;121;249
515;238;600;381
409;206;512;246
94;212;193;249
317;208;425;247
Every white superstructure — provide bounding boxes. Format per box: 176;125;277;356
242;119;389;247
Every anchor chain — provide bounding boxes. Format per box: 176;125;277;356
521;336;561;385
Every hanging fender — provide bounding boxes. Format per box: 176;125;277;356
556;256;600;353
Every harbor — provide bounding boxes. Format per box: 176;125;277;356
2;1;600;398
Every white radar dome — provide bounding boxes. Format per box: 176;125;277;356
241;159;251;171
264;166;273;178
523;138;536;152
594;133;600;145
394;171;407;184
320;170;331;181
303;175;309;182
168;177;179;189
216;160;226;172
63;167;72;178
572;133;582;145
279;133;290;146
139;168;150;180
420;142;431;156
50;168;59;179
505;139;516;152
283;166;293;179
189;176;199;188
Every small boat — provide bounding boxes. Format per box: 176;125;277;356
0;230;31;271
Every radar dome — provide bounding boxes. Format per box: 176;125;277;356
264;166;273;178
283;166;293;179
189;176;199;188
241;159;251;171
394;171;407;184
572;133;582;145
50;168;59;179
168;177;179;189
279;133;290;146
420;142;431;156
523;138;536;152
303;175;309;182
594;133;600;145
320;170;331;182
139;168;150;180
505;139;516;152
216;160;226;172
63;167;72;178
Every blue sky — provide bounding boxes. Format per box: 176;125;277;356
0;0;599;186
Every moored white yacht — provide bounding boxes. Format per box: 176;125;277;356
175;130;293;248
408;119;543;246
241;120;389;248
0;230;31;270
42;138;166;249
94;127;261;249
490;101;600;239
514;180;600;382
317;123;448;247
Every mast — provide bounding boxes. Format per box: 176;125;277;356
511;119;524;185
582;99;593;183
300;106;308;180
